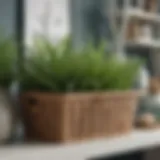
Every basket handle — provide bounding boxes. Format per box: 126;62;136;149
27;97;39;113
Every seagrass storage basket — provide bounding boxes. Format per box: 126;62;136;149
21;91;139;143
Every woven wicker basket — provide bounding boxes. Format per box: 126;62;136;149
21;91;139;143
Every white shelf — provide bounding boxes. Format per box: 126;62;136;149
1;129;160;160
116;8;160;23
127;39;160;48
126;8;160;23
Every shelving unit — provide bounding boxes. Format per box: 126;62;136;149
108;0;160;74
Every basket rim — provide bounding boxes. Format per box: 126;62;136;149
21;89;143;98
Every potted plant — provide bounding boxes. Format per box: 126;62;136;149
0;35;17;143
20;38;142;142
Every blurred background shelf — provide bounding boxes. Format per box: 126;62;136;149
127;39;160;48
116;9;160;23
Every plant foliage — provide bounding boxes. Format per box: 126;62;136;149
21;38;142;92
0;35;16;87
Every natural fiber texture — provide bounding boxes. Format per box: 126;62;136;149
21;91;139;143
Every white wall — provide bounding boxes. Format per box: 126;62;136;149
24;0;71;46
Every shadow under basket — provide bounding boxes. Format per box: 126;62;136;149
21;91;139;143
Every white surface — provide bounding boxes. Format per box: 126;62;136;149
1;129;160;160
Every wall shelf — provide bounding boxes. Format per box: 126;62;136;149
127;39;160;48
116;9;160;23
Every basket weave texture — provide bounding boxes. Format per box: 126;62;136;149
21;91;138;142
